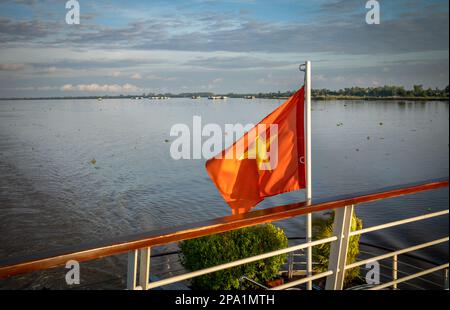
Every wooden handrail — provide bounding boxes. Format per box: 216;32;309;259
0;178;448;279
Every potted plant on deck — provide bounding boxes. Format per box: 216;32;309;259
179;224;288;290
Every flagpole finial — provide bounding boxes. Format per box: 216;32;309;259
299;63;307;72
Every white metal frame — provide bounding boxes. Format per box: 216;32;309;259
127;206;449;291
131;237;337;290
139;247;151;290
127;250;138;290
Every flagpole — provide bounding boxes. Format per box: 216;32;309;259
305;60;313;290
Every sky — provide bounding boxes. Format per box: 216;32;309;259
0;0;448;97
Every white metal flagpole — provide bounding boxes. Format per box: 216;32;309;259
305;61;313;290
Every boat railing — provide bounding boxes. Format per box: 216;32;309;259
0;178;448;290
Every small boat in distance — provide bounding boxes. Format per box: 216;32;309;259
208;96;228;100
192;96;201;99
149;96;170;100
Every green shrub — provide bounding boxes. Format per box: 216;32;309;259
313;210;363;287
179;224;288;290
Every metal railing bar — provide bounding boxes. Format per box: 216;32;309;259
395;259;444;277
359;267;397;282
155;270;188;280
146;237;337;290
358;250;434;274
356;265;431;290
0;178;447;280
350;210;449;237
345;237;449;270
270;271;333;290
358;241;442;267
398;272;445;288
368;264;449;290
289;262;318;265
148;240;446;289
359;260;401;275
360;249;444;281
386;263;446;288
369;262;444;288
349;249;447;289
392;280;425;290
151;250;181;258
239;276;270;290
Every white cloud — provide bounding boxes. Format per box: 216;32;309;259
0;63;26;71
146;74;177;81
36;86;58;91
46;66;57;74
60;83;141;93
131;73;142;80
61;84;75;91
315;74;327;82
122;83;140;92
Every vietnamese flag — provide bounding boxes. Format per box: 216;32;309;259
206;87;306;215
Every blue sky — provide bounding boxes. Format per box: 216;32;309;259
0;0;448;96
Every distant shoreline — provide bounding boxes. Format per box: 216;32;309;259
311;96;449;101
0;95;448;101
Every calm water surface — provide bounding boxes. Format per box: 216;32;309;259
0;98;448;289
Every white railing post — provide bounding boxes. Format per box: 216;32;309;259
445;268;449;290
127;250;138;290
325;205;354;290
288;252;294;279
139;247;151;290
392;255;398;290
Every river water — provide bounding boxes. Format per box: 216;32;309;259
0;98;448;289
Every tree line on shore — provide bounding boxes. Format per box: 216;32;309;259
1;85;448;101
176;84;449;99
312;85;449;98
250;85;449;99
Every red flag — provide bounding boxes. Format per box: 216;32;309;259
206;87;306;214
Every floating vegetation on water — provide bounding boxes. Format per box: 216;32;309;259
90;158;97;165
337;122;344;127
